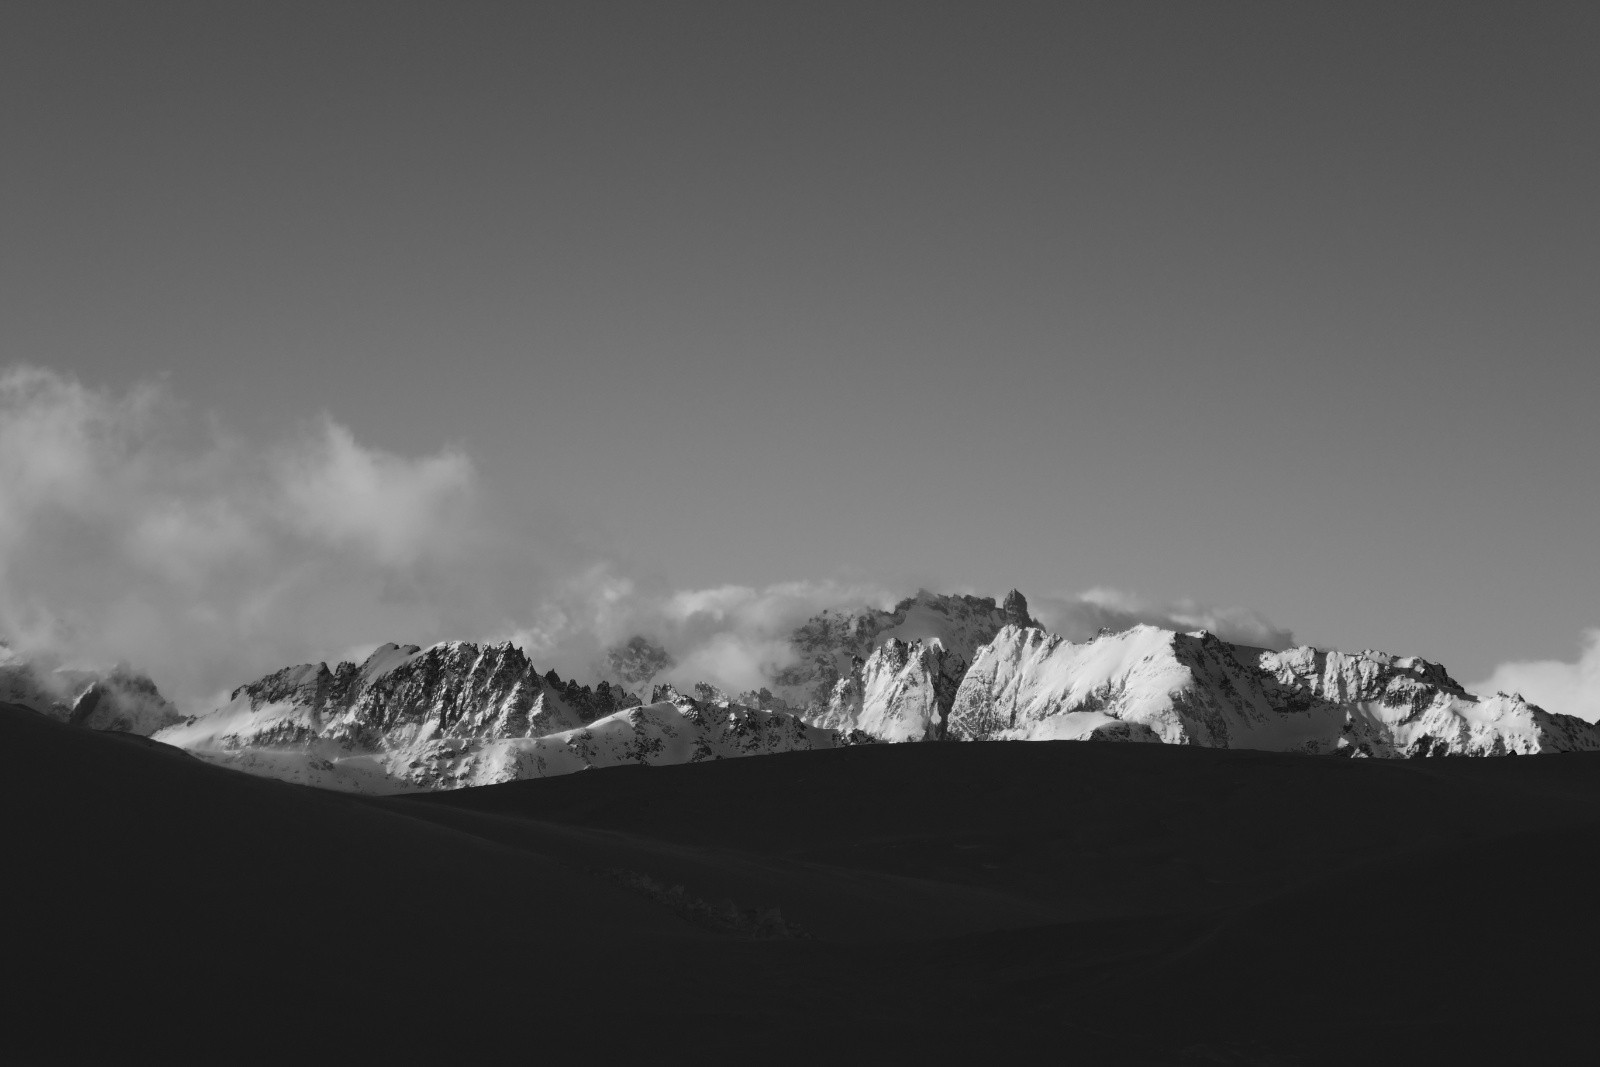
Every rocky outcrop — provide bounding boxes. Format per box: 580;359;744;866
1002;588;1036;630
752;590;1027;739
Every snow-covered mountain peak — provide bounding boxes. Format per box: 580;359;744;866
808;636;962;742
358;641;427;683
947;622;1600;757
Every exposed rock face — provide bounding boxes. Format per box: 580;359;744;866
948;624;1600;756
764;590;1024;738
811;638;961;742
1002;589;1036;630
605;635;674;688
0;647;181;736
155;641;835;793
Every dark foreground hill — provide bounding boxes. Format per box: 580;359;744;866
7;701;1600;1064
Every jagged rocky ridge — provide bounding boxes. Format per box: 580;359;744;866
0;645;182;736
154;641;840;793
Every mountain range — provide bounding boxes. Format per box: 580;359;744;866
128;589;1600;791
10;587;1600;1062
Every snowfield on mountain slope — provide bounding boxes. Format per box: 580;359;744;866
464;700;838;784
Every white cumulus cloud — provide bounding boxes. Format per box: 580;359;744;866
276;419;476;568
0;366;488;707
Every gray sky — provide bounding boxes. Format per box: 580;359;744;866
2;2;1597;707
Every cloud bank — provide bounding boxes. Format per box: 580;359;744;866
0;366;489;707
1470;630;1600;724
1030;587;1296;650
0;366;1302;713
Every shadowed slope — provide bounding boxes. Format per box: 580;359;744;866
409;740;1600;919
10;702;1600;1064
1;703;707;1062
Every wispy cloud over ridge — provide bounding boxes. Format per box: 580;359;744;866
1032;588;1296;650
1470;631;1600;724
